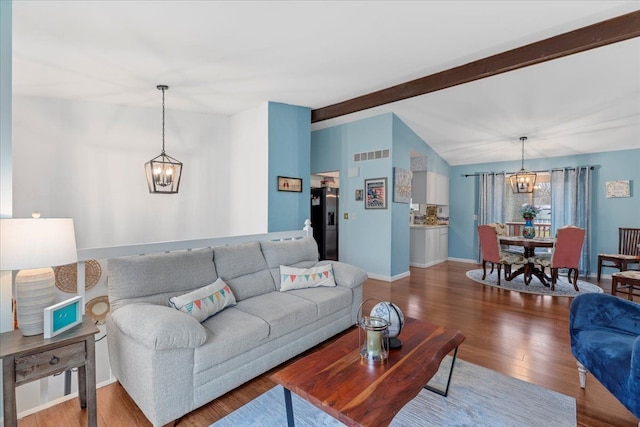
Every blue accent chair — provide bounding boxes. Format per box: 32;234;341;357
569;293;640;421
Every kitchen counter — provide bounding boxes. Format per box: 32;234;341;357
410;224;448;228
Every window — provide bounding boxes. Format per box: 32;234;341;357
504;172;551;223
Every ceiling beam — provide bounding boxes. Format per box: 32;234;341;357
311;10;640;123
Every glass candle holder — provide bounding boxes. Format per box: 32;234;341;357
358;315;389;364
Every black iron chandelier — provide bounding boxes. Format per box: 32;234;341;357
508;136;536;194
144;85;183;194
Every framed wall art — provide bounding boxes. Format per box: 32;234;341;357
365;178;387;209
393;167;413;203
44;296;83;339
277;176;303;192
605;180;630;198
355;189;363;201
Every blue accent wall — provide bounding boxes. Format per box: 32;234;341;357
268;102;311;232
449;149;640;271
312;114;393;277
311;113;451;279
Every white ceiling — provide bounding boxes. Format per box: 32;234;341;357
11;1;640;166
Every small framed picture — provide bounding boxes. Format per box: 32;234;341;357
355;189;363;201
277;176;303;192
44;296;83;339
365;178;387;209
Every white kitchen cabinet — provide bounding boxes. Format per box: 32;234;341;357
436;174;449;205
411;171;448;205
411;171;427;204
438;227;448;262
426;172;438;205
410;225;448;268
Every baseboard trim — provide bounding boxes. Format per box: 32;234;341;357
367;270;410;282
447;257;477;264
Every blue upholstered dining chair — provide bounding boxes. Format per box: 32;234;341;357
569;293;640;423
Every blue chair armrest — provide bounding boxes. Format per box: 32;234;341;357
570;293;640;336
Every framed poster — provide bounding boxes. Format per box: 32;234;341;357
277;176;303;192
44;296;83;339
393;167;413;203
355;189;363;201
606;180;630;198
365;178;387;209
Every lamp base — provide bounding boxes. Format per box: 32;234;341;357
15;267;56;336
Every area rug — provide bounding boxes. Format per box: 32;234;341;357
210;357;576;427
466;269;603;297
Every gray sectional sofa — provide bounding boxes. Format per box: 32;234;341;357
105;237;367;427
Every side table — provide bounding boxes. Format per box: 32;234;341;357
0;316;99;427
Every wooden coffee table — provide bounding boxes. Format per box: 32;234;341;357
271;317;465;427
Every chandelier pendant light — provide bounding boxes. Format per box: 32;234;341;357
145;85;183;194
509;136;536;194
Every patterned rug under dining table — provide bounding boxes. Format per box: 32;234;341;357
499;236;554;286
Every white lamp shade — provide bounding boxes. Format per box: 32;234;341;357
0;218;78;270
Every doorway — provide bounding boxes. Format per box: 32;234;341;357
310;171;340;260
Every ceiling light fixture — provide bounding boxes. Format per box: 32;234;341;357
509;136;536;194
145;85;183;194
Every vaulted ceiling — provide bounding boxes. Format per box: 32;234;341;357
11;1;640;165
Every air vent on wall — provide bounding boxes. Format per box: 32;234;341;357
353;149;390;162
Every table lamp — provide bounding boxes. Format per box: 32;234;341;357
0;214;77;336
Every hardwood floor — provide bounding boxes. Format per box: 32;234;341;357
18;261;638;426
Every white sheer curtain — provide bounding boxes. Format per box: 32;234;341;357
550;167;592;275
477;173;506;261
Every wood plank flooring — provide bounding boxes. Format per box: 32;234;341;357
17;261;638;426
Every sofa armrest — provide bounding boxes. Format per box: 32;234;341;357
570;293;640;336
110;303;207;350
316;260;367;289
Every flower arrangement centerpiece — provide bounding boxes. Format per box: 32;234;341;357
519;204;540;220
519;204;539;238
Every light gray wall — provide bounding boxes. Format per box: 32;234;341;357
12;95;232;248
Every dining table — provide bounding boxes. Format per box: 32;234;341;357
499;236;555;285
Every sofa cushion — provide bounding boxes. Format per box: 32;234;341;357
280;264;335;291
194;307;270;371
213;242;275;301
108;248;217;311
286;285;353;318
234;292;317;340
169;278;236;322
260;238;319;287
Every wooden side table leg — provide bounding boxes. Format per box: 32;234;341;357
86;336;97;427
77;337;97;426
3;356;17;427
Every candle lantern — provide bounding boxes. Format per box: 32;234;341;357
358;299;390;364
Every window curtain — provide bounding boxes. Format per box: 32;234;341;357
477;172;505;262
549;167;592;275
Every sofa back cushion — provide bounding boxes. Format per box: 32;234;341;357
108;248;217;312
213;241;275;301
260;237;319;289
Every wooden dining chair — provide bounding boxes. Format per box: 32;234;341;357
477;225;528;286
533;226;585;291
487;222;523;255
597;227;640;281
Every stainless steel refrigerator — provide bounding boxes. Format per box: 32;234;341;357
311;187;339;260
